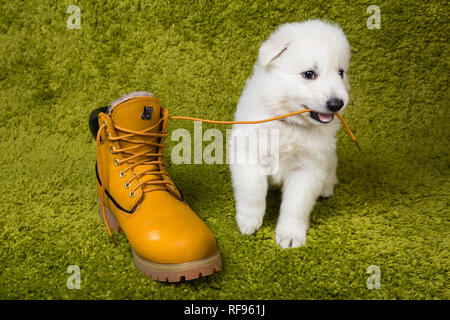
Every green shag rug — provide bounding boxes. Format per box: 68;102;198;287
0;0;448;300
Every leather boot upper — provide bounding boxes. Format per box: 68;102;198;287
95;96;218;264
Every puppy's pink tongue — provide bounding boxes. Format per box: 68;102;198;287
318;113;334;122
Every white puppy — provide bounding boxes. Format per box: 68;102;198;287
229;20;351;248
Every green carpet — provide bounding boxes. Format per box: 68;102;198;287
0;0;448;300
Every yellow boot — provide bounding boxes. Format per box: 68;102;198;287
89;93;221;282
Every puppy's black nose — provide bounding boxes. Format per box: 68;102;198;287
326;98;344;112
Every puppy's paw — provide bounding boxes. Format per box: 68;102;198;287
275;222;308;248
318;195;332;201
320;184;335;199
236;214;263;235
321;174;338;199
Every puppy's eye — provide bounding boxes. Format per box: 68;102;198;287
338;69;344;78
302;71;316;80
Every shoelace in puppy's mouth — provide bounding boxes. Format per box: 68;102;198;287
169;109;360;150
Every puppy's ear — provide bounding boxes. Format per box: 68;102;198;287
257;39;289;67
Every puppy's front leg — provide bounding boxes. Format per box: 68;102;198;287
320;150;338;199
231;164;268;235
276;168;325;248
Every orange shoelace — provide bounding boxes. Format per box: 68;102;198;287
96;117;175;245
170;109;360;150
96;108;359;244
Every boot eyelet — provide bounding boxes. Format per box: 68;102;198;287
119;170;126;178
110;146;115;154
114;159;120;166
124;182;130;189
129;191;135;198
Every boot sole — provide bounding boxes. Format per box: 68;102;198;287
98;200;222;282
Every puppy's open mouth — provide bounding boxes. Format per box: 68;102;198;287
310;111;334;123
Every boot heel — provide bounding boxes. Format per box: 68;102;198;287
98;200;121;233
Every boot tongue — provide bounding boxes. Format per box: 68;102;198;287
110;96;166;193
110;96;162;132
107;94;181;198
110;96;162;159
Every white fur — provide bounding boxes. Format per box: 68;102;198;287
229;20;351;248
